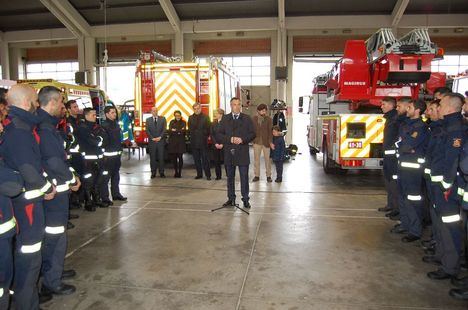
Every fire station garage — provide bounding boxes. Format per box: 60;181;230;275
1;1;468;309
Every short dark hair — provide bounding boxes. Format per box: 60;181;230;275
38;86;61;107
173;110;182;116
398;96;414;104
272;125;281;132
430;99;440;107
257;103;268;111
382;96;396;106
412;99;426;113
444;92;465;111
104;106;116;115
65;100;77;110
230;97;240;103
434;87;451;96
0;98;7;105
83;107;95;116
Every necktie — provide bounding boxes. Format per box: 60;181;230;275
234;114;239;120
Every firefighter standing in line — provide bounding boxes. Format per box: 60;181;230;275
420;100;444;265
449;95;468;300
426;93;465;281
65;100;83;209
0;163;24;309
36;86;81;300
100;106;127;204
394;98;428;243
0;84;56;310
379;96;399;215
76;108;107;211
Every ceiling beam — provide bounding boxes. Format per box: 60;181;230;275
158;0;181;33
39;0;91;37
391;0;410;27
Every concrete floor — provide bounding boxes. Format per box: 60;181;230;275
42;148;468;310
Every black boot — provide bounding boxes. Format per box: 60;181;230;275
84;190;96;212
92;190;108;208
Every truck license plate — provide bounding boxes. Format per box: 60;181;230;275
348;141;362;149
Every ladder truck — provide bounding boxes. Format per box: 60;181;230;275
300;28;444;173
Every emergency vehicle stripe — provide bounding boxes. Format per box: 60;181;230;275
155;71;196;122
0;217;16;235
340;115;384;158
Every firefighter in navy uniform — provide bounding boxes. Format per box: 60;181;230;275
450;95;468;300
0;163;23;310
65;100;83;209
379;97;399;215
421;100;445;265
76;108;107;211
427;93;465;281
394;98;428;243
100;106;127;204
0;84;56;310
36;87;81;300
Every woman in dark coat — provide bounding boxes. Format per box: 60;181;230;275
168;110;186;178
211;108;225;180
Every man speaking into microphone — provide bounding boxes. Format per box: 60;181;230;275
216;97;256;209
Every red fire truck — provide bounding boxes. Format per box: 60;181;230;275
300;28;445;173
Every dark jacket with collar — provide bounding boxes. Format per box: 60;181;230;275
0;106;53;201
101;119;123;153
188;113;210;149
76;120;102;157
37;109;76;193
146;115;167;146
0;161;23;238
215;112;256;166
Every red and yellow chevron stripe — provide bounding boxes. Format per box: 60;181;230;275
154;70;197;122
339;114;385;158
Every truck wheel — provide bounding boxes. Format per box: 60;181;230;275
322;142;336;174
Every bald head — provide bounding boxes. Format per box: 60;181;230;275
7;84;38;113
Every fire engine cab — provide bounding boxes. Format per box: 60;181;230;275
300;28;445;173
133;51;240;145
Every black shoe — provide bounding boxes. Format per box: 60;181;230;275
427;268;455;280
151;172;156;179
113;195;127;201
223;200;236;207
422;256;441;266
389;213;400;221
385;210;399;218
67;221;75;230
252;177;259;182
98;200;110;208
206;176;211;180
68;213;79;220
41;283;76;295
243;201;251;209
39;291;53;304
160;173;166;178
390;225;407;234
84;203;96;212
421;239;436;248
195;176;202;180
62;269;76;279
215;177;221;180
267;177;272;183
449;288;468;300
275;178;282;183
402;234;420;243
451;276;468;288
102;199;114;206
378;206;392;212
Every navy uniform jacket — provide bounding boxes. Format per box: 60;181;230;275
0;106;53;202
397;117;428;164
382;109;400;179
430;113;464;191
459;125;468;210
37;109;76;195
424;120;443;178
0;162;23;239
66;115;81;156
101;119;122;154
76;120;103;159
215;113;256;166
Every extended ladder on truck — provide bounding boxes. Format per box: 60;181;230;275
301;28;444;173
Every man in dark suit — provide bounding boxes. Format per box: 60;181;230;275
216;97;256;209
188;103;211;180
146;106;167;178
